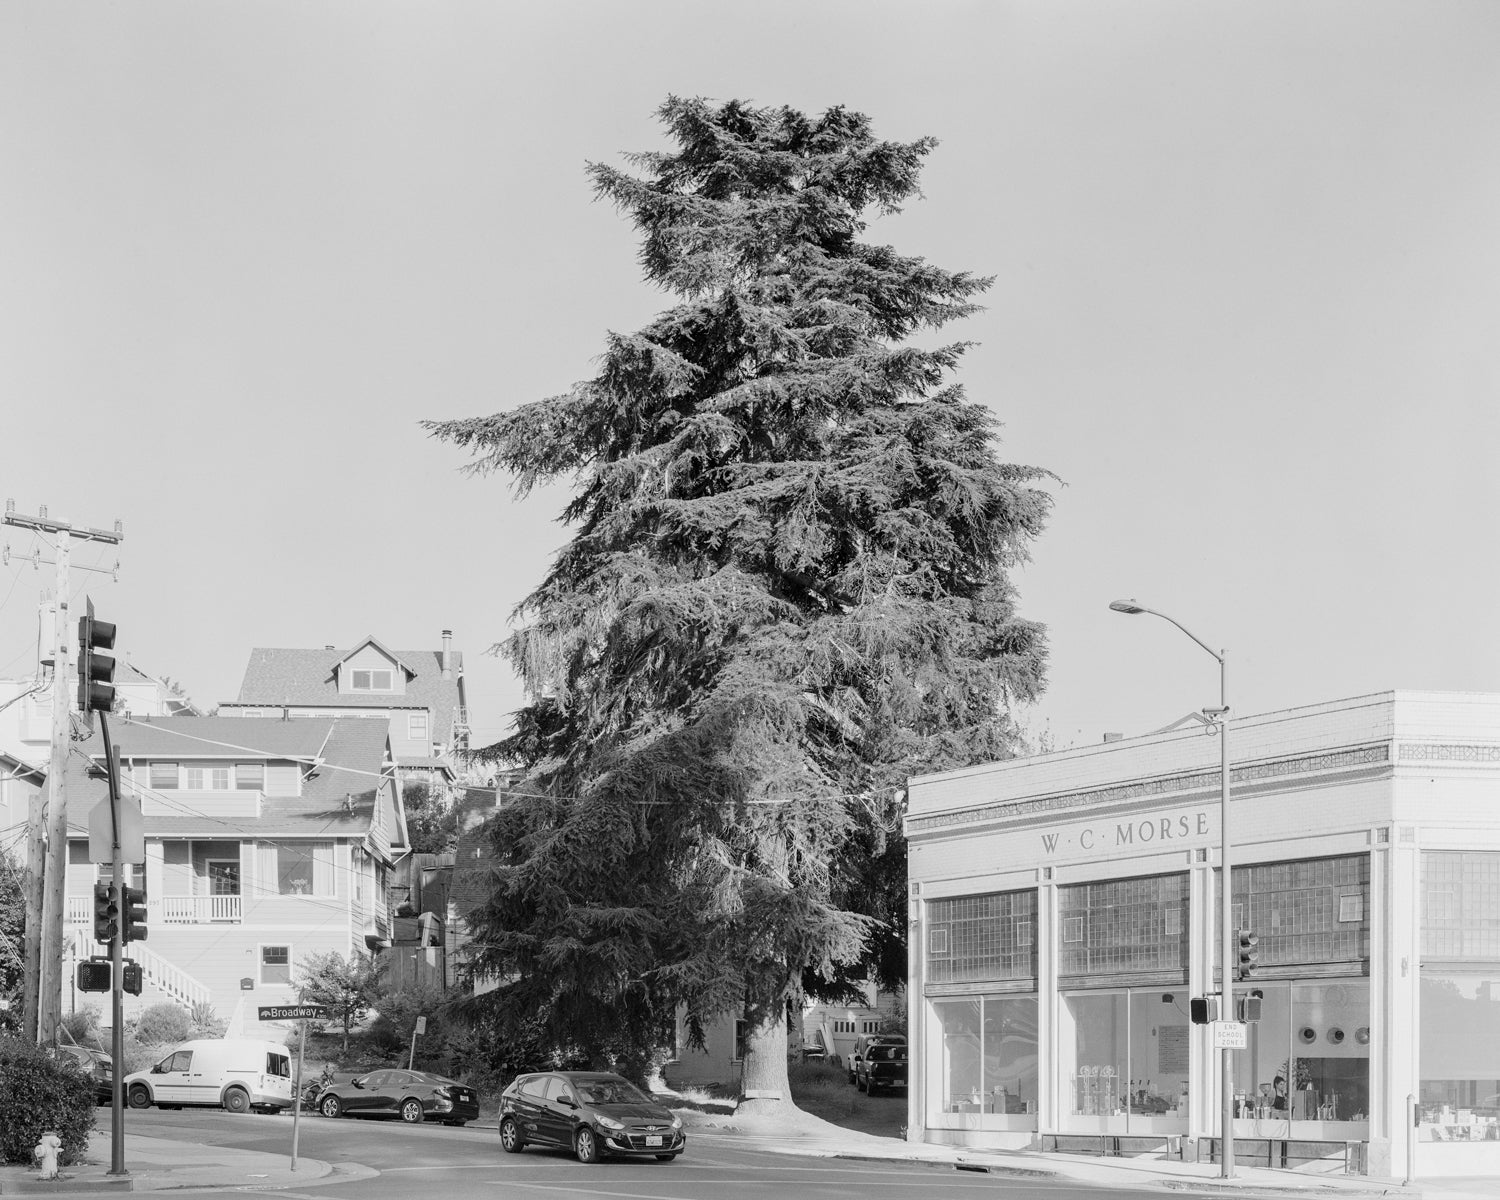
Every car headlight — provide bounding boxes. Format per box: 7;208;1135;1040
595;1115;625;1130
670;1115;682;1130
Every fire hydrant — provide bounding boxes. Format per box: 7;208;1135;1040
33;1130;62;1180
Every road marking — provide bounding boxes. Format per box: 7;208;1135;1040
493;1178;1020;1194
381;1162;513;1171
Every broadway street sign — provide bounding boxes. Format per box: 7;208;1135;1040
257;1004;328;1021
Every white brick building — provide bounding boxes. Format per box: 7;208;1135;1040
905;691;1500;1178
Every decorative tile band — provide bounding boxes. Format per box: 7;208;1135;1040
908;743;1390;834
1398;743;1500;763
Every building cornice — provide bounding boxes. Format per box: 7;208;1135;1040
907;743;1392;835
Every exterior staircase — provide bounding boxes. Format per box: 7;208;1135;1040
132;944;211;1010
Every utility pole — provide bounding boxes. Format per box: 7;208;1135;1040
2;501;122;1046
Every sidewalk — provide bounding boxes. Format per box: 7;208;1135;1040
689;1119;1500;1200
0;1129;374;1195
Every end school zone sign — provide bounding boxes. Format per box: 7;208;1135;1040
1040;808;1213;856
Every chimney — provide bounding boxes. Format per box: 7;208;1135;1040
441;630;452;680
1103;732;1124;743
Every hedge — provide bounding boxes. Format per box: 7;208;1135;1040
0;1037;96;1165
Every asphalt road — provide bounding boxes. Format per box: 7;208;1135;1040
117;1106;1244;1200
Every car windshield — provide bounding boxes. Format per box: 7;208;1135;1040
576;1079;649;1105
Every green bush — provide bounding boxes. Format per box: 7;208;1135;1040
368;984;448;1060
0;1036;96;1165
133;1002;191;1046
60;1005;103;1048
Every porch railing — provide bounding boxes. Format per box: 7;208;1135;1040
160;895;243;924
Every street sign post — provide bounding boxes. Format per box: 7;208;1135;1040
408;1015;426;1070
88;791;143;866
256;1005;328;1022
258;1005;328;1170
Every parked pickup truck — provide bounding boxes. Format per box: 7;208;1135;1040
850;1035;907;1094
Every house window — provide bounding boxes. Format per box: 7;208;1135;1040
408;712;429;741
236;763;264;790
862;1019;880;1033
350;669;393;691
150;762;178;790
258;842;335;896
184;765;230;790
260;945;291;985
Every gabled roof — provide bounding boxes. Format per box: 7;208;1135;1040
60;717;400;844
335;635;417;679
232;642;467;744
102;715;333;760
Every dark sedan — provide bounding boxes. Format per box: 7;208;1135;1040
316;1068;478;1125
50;1044;112;1104
499;1071;685;1163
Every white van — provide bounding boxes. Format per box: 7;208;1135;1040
124;1038;294;1113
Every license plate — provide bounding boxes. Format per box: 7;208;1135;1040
645;1135;664;1146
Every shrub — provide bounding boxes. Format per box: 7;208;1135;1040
368;983;448;1060
60;1004;103;1048
133;1002;191;1046
0;1036;95;1165
189;1001;226;1038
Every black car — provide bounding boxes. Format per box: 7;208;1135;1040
50;1044;112;1104
849;1034;907;1093
316;1068;478;1125
499;1071;685;1163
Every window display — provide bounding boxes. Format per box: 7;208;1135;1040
932;995;1038;1120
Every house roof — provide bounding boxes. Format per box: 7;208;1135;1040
102;716;333;760
232;643;467;744
61;716;398;843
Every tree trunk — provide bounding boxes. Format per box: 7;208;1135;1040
736;1006;800;1120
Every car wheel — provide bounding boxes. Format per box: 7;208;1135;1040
400;1098;425;1124
128;1084;152;1109
499;1117;525;1153
223;1087;251;1114
574;1126;601;1164
656;1152;679;1161
320;1095;343;1119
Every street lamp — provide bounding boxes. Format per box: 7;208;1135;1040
1109;599;1236;1178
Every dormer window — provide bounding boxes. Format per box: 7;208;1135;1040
350;669;393;691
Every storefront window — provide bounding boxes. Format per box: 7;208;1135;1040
1420;851;1500;1139
932;996;1038;1118
1231;981;1369;1127
1060;990;1190;1124
1418;971;1500;1136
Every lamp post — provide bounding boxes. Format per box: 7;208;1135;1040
1109;599;1235;1178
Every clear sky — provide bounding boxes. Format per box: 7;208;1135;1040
1;1;1495;754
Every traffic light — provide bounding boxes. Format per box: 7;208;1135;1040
77;599;117;713
1236;931;1260;980
1238;990;1264;1023
1190;996;1220;1024
92;882;119;944
77;960;111;993
122;961;142;996
121;885;148;944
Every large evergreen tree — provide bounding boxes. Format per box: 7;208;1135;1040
427;97;1052;1110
